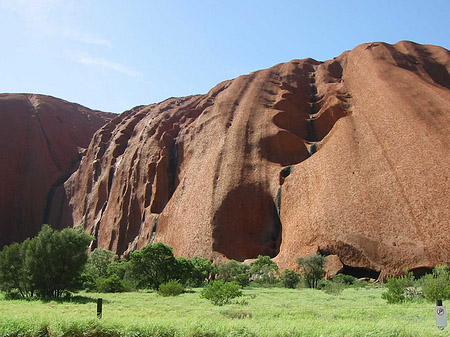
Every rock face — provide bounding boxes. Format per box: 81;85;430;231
51;41;450;277
0;94;113;247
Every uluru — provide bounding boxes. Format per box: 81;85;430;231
2;41;450;278
0;94;114;247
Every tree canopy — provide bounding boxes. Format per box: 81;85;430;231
0;225;93;298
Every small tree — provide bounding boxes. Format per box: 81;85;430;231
0;225;92;299
381;274;415;304
190;256;215;286
25;225;93;298
250;255;279;285
107;259;129;280
217;260;250;287
0;240;33;298
158;280;184;297
422;265;450;303
296;254;327;289
96;275;126;293
174;257;195;286
200;280;242;305
129;242;178;289
85;248;118;279
281;269;301;288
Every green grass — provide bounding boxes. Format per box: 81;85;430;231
0;286;447;337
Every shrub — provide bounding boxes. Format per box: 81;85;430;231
0;241;33;298
190;256;216;286
4;290;22;300
381;274;415;304
296;254;327;289
281;269;300;288
174;257;195;286
158;280;184;297
25;225;93;298
218;260;250;287
96;275;126;293
129;242;178;290
321;280;345;295
0;225;93;299
108;260;128;278
250;255;279;285
85;248;118;279
421;265;450;302
404;286;424;301
200;280;242;305
78;273;97;292
332;274;357;285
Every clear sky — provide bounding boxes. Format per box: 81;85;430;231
1;0;449;113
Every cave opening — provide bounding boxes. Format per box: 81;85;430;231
409;267;433;279
341;265;381;280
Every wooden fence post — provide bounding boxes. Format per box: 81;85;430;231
97;298;103;318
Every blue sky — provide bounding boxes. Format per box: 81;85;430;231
1;0;449;113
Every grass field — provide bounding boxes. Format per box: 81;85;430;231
0;286;448;337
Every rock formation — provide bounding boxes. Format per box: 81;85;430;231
47;41;450;277
0;94;113;247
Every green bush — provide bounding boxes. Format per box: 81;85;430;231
296;254;327;289
250;256;279;285
281;269;300;288
200;280;242;305
0;225;93;299
321;280;345;295
381;274;415;304
129;242;178;290
78;273;97;292
174;257;195;286
421;265;450;302
0;241;33;297
85;248;118;279
332;274;357;285
96;275;126;293
218;260;250;287
158;280;184;297
190;256;216;286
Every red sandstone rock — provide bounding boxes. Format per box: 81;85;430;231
325;255;344;279
50;41;450;277
0;94;113;247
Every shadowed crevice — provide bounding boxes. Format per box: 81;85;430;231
212;184;282;261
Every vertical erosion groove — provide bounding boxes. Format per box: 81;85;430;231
269;60;352;260
168;137;178;198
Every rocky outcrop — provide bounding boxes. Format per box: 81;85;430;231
275;42;450;277
0;94;113;247
51;41;450;276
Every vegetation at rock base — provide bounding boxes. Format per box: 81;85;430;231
421;265;450;302
190;255;217;286
200;279;243;305
128;242;179;290
85;248;118;279
217;260;250;287
296;254;327;289
250;255;279;286
158;280;184;297
0;225;92;298
280;269;300;289
2;229;450;336
381;273;415;304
